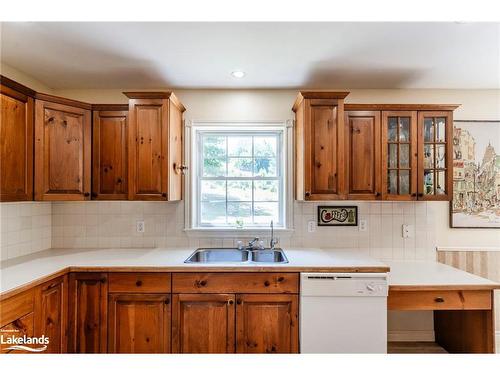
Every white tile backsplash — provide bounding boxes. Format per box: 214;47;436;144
0;202;52;260
1;200;437;262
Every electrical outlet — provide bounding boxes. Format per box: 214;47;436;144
307;220;316;233
402;224;412;238
359;219;367;232
136;220;145;233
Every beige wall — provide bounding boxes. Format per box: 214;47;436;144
0;62;54;93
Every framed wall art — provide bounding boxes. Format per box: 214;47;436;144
451;120;500;228
317;206;358;226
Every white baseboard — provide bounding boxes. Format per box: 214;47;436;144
388;330;435;342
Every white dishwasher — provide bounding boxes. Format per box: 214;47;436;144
300;272;388;353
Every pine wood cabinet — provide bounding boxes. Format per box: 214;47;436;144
34;94;92;201
345;110;381;200
236;294;298;353
124;92;185;201
0;289;35;354
293;91;349;200
108;293;171;353
34;275;68;353
0;76;34;202
92;105;129;200
172;293;235;353
68;273;108;353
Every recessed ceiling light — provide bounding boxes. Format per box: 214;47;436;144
231;70;246;79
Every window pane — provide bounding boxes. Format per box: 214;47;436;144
436;144;446;168
254;158;277;177
203;158;226;177
436;118;446;142
254;202;279;224
254;136;277;157
201;201;226;224
201;180;226;201
423;170;434;195
399;144;410;168
399;117;410;142
388;117;398;142
228;136;252;157
227;202;252;224
388;170;398;194
228;158;253;177
424;118;434;142
424;144;434;169
436;171;446;195
388;144;398;168
227;181;252;201
399;170;410;195
254;180;279;201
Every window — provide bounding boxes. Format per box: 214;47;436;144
193;128;285;228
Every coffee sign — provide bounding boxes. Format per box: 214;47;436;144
317;206;358;226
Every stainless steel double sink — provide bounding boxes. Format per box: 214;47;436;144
184;248;288;264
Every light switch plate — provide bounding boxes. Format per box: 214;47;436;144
307;220;316;233
402;224;412;238
136;220;145;233
359;219;367;232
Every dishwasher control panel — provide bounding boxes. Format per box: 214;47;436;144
300;273;388;297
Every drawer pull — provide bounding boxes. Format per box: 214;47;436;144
228;300;234;305
196;280;207;287
434;297;445;303
264;281;270;287
165;298;170;305
277;276;284;282
236;299;242;305
135;280;143;287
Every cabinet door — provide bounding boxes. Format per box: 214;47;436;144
381;111;418;200
0;84;33;201
34;275;68;353
92;109;128;200
236;294;298;353
128;99;168;200
108;294;171;353
418;111;453;200
35;100;91;200
68;273;108;353
304;99;345;199
345;111;381;199
172;294;235;353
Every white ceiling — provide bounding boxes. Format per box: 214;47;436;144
1;22;499;89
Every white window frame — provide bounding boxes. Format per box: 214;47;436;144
184;121;294;237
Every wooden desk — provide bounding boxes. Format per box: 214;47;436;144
387;261;499;353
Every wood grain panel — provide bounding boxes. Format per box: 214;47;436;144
172;273;299;294
388;290;491;310
172;294;235;353
0;313;34;354
168;100;183;201
108;293;171;353
0;85;34;201
236;294;298;353
92;109;128;200
0;289;34;327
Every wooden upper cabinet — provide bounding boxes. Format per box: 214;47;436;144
236;294;298;354
92;105;129;200
34;94;92;201
108;293;171;353
172;294;235;353
0;77;34;201
68;272;108;353
293;91;349;200
124;92;186;201
34;275;68;353
417;111;454;201
381;111;418;200
344;111;381;200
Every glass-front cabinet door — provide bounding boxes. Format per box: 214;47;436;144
381;111;418;200
417;111;453;200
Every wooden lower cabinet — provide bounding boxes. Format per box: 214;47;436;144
34;275;68;353
172;294;235;353
108;293;171;353
68;273;108;353
236;294;298;353
0;313;35;354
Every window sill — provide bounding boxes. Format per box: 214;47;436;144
184;227;294;238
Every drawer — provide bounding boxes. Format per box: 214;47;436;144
388;290;492;311
172;273;299;294
108;273;171;293
0;289;34;327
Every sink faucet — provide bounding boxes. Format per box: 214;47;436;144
248;237;261;250
270;220;278;250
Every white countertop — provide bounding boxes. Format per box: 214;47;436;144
0;247;387;295
387;260;499;289
1;248;498;296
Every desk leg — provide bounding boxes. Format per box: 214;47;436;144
434;292;495;353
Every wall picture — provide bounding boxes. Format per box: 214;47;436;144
318;206;358;226
451;120;500;228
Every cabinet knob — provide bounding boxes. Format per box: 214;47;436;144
264;280;270;287
174;163;189;175
161;193;167;198
304;191;311;199
411;193;417;197
91;192;98;198
165;298;170;305
375;192;381;197
434;297;445;303
228;300;234;305
84;192;90;197
236;299;242;305
135;280;143;287
418;193;424;198
197;280;207;287
277;276;284;282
